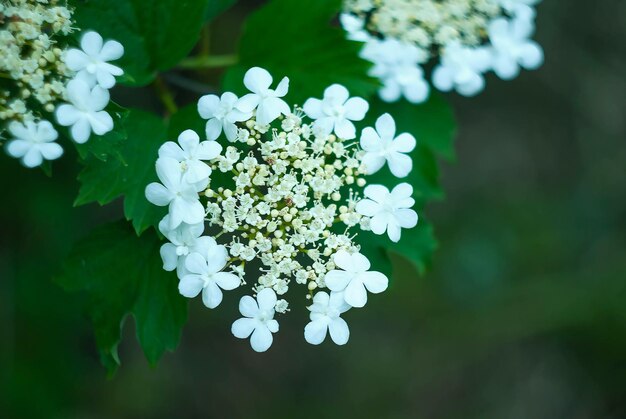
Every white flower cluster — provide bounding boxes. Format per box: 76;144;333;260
145;67;420;352
1;1;124;168
342;0;544;103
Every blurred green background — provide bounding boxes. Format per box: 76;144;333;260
1;1;625;418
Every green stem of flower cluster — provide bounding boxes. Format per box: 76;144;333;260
178;54;239;69
153;76;178;114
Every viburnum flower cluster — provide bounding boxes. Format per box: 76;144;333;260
341;0;544;103
1;0;124;168
146;67;420;352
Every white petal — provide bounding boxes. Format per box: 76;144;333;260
388;152;413;178
328;318;350;345
355;199;380;217
303;98;324;119
178;129;200;152
379;80;402;102
145;182;173;206
266;319;279;333
178;198;205;225
312;117;335;136
235;94;260;113
392;133;416;153
178;274;204;298
202;281;223;309
196;140;222;160
274;77;289;97
100;40;124;61
197;94;220;119
403;80;430;104
250;325;273;352
432;66;454;92
323;84;349;104
96;69;116;89
223;122;238;142
22;148;43;168
375;113;396;140
391;182;413;200
184;252;208;275
518;42;544;70
64;49;89;71
359;126;382;152
239;295;259;317
213;272;240;291
80;31;103;56
55;104;80;126
304;320;328;345
243;67;272;93
155;157;182;190
332;249;354;271
160;243;178;271
344;280;368;308
334;118;356;140
70;118;91;143
395;208;418;229
361;153;386;175
363;184;390;202
361;271;388;294
88;111;114;135
158;141;185;160
205;118;223;141
343;97;368;121
493;54;520;80
256;288;277;311
324;270;352;292
5;140;30;158
89;86;110;111
39;142;63;160
387;220;402;242
351;252;371;272
231;318;256;339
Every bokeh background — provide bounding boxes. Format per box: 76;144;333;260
2;1;625;418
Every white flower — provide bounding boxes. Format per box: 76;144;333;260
231;288;280;352
145;157;207;230
157;217;207;272
360;113;416;178
499;0;540;20
55;77;113;143
179;240;240;309
356;183;418;242
488;17;544;80
339;13;369;42
64;31;124;89
5;120;63;168
303;84;369;139
235;67;290;125
304;291;350;345
197;92;252;141
432;41;492;96
324;250;388;308
377;64;430;104
158;129;222;184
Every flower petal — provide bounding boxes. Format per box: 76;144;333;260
343;97;368;121
328;318;350;345
363;184;390;202
160;243;178;271
80;31;103;56
231;317;256;339
395;208;418;229
250;325;273;352
355;198;380;217
256;288;277;311
178;129;200;152
70;117;91;143
392;133;416;153
324;270;352;292
184;252;208;275
344;279;368;308
303;98;324;119
361;271;388;294
178;274;204;298
202;280;223;309
22;148;43;168
375;113;396;140
239;295;259;317
145;182;173;206
197;94;220;119
244;67;273;93
100;39;124;61
334;118;356;140
214;272;240;291
388;152;413;178
324;84;349;104
304;320;328;345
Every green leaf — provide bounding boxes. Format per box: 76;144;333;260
70;0;212;86
56;221;187;374
205;0;237;21
388;219;438;276
222;0;378;106
76;109;168;234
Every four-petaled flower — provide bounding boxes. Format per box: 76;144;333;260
236;67;290;125
488;17;544;81
432;41;492;97
158;129;222;184
356;183;418;242
303;84;369;139
324;250;388;308
179;239;240;309
360;113;416;178
55;77;113;143
304;291;351;345
158;217;208;273
232;288;280;352
64;31;124;89
145;157;207;230
5;120;63;168
198;92;252;142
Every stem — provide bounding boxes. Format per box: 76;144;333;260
152;76;178;114
178;54;238;69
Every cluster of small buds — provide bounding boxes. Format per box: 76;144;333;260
1;1;124;168
146;67;420;352
342;0;544;103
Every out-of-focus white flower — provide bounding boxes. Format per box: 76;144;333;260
236;67;290;125
304;291;351;345
324;250;388;308
499;0;540;20
64;31;124;89
158;129;222;184
339;13;369;42
198;92;252;141
5;120;63;168
356;183;418;242
145;157;207;230
232;288;280;352
432;41;492;96
303;84;369;139
488;17;544;80
360;113;416;178
55;77;113;143
179;240;240;309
